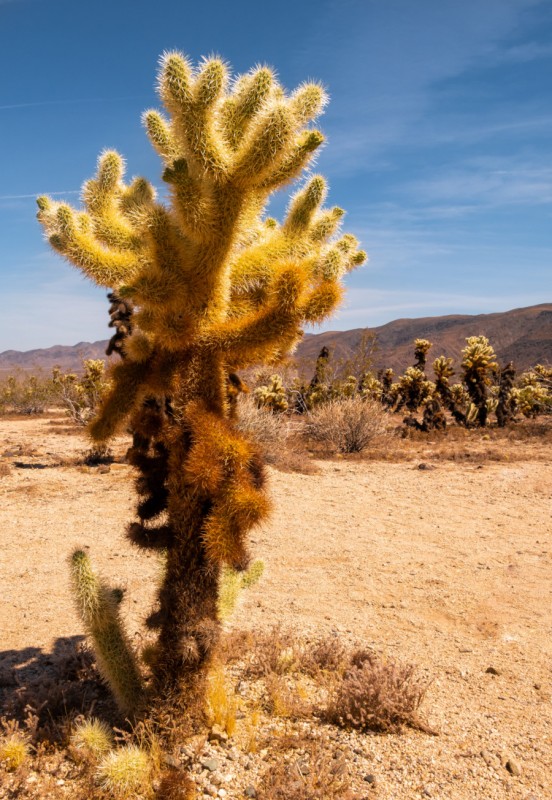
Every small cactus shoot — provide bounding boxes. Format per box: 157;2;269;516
38;52;366;725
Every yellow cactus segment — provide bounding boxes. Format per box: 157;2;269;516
158;50;194;111
290;82;328;124
285;175;327;233
232;103;295;187
69;550;143;714
0;734;29;772
143;109;175;160
220;66;274;150
70;718;113;762
96;745;153;799
195;57;228;106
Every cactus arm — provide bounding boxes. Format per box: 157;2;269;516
70;550;143;714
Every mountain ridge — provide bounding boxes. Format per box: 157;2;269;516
2;303;551;376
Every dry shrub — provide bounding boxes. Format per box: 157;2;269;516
236;396;315;473
256;737;354;800
245;626;301;678
264;674;311;719
326;650;433;734
298;636;349;678
236;395;290;461
304;397;389;454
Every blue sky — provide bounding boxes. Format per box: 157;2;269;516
1;0;551;351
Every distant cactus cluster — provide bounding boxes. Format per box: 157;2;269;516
249;334;551;432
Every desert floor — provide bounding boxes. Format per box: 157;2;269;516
1;414;551;799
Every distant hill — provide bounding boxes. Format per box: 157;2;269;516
1;303;551;378
296;303;552;376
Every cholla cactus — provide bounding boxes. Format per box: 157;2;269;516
254;374;288;413
37;52;366;722
413;338;432;371
396;367;435;413
359;371;383;401
513;370;550;416
69;550;143;714
379;368;395;407
461;336;498;427
496;361;516;427
53;359;111;425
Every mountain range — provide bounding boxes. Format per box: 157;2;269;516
1;303;551;378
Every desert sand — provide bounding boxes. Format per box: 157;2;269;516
1;414;551;799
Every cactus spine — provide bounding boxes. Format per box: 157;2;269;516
69;550;143;714
38;52;366;724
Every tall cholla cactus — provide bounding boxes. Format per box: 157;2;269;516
37;53;366;722
413;338;432;371
461;336;498;427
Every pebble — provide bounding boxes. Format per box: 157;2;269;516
209;725;229;744
244;787;257;798
505;757;521;776
485;666;501;675
200;757;220;772
363;774;376;784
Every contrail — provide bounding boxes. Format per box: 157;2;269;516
0;95;149;111
0;190;80;200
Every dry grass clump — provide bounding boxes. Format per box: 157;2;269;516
305;397;389;454
326;650;433;734
206;663;237;735
256;737;355;799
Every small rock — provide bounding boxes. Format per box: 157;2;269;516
363;774;376;784
209;725;229;744
98;464;110;474
218;790;227;798
162;753;182;769
204;785;218;798
200;757;220;772
422;788;432;798
486;666;501;675
417;463;435;471
244;787;257;798
505;758;521;776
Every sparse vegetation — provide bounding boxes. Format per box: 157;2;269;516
304;395;388;453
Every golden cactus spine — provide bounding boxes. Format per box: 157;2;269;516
38;52;366;725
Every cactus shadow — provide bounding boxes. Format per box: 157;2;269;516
0;636;116;733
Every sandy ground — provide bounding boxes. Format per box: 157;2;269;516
1;415;551;799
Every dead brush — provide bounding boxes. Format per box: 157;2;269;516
304;397;389;454
244;626;302;678
256;736;355;799
298;636;349;679
326;650;435;734
264;673;312;719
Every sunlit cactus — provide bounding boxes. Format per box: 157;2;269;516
254;374;288;413
37;52;366;726
461;336;498;427
413;338;432;371
69;550;143;714
396;367;435;414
